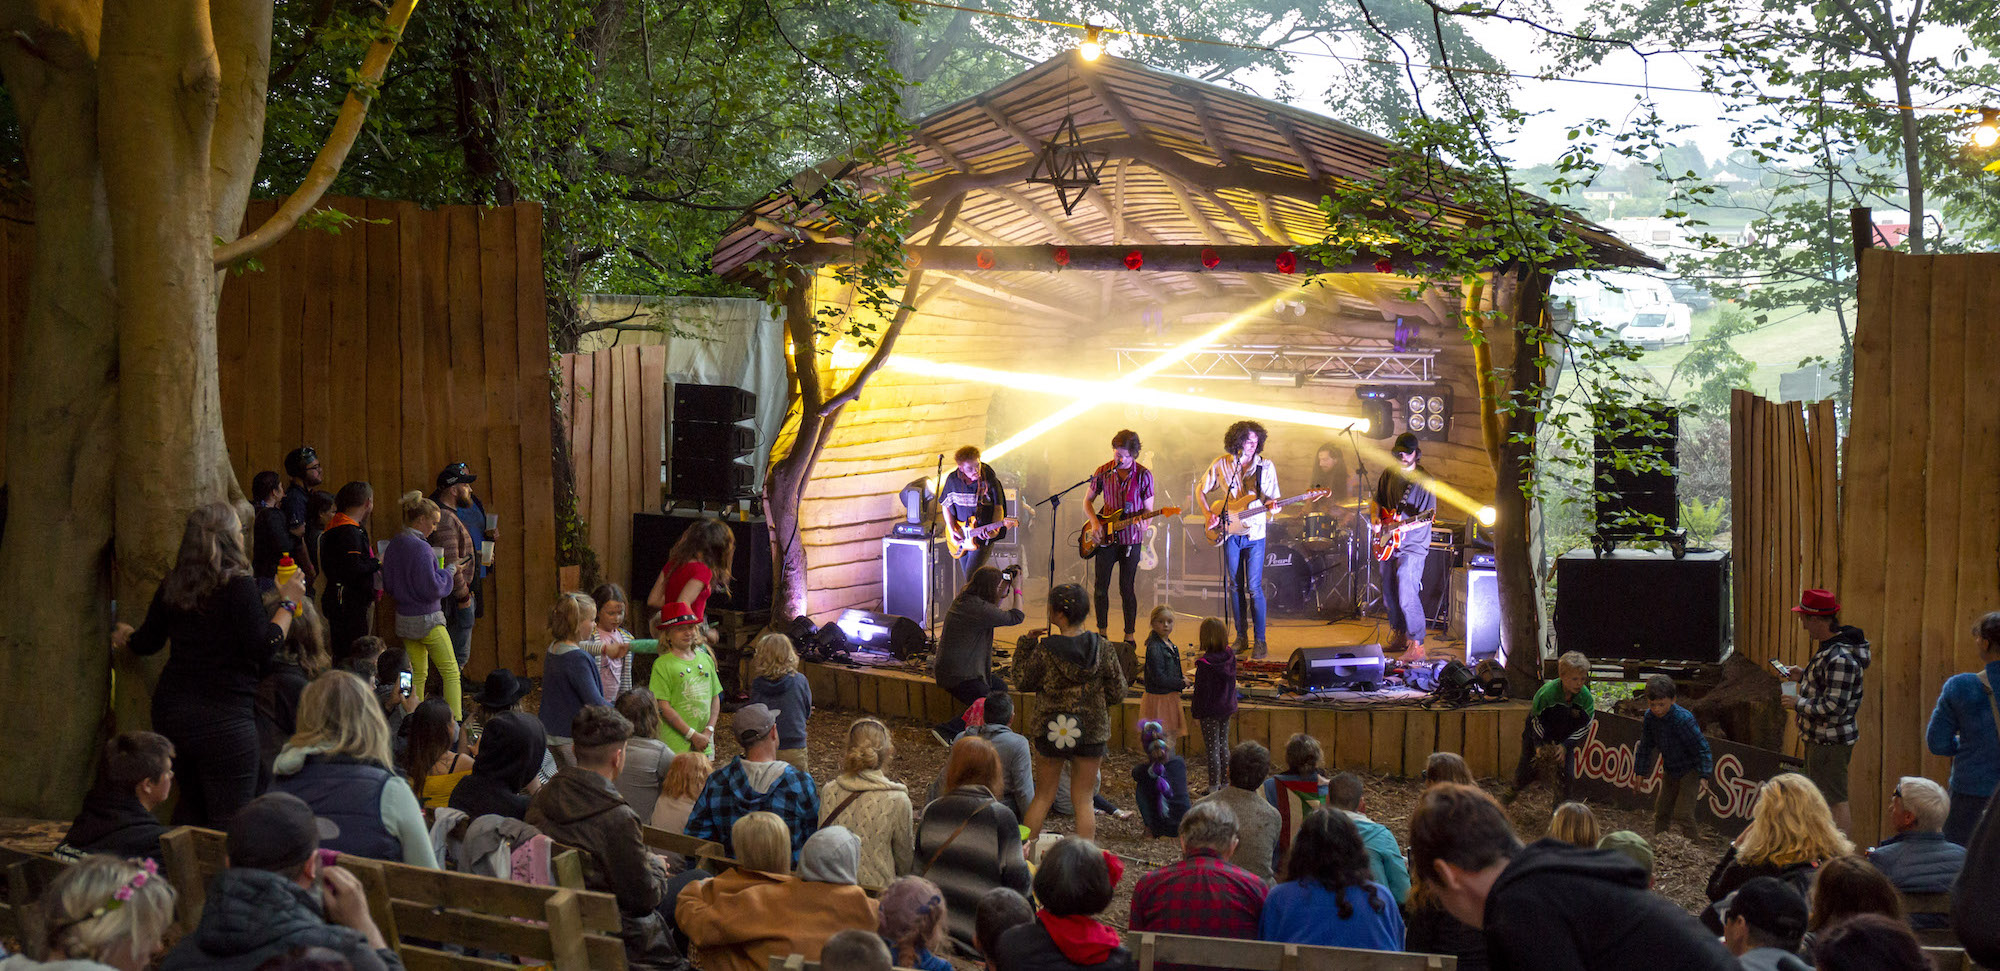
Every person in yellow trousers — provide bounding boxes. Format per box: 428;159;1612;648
382;491;463;719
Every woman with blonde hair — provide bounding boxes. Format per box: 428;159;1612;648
1547;801;1600;847
380;490;461;719
653;750;713;838
1704;773;1851;917
818;718;915;888
676;812;878;971
748;632;813;771
114;501;303;827
272;671;437;868
9;854;176;970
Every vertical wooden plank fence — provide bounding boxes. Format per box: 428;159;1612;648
558;344;669;599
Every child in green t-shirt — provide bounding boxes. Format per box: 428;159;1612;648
1503;650;1596;803
649;602;722;756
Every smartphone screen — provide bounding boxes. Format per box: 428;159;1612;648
1769;659;1789;676
398;671;413;693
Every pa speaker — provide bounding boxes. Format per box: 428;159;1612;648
1453;567;1500;661
1420;545;1453;629
1554;549;1729;662
882;536;943;624
1288;644;1387;691
1594;406;1679;537
631;513;771;614
670;382;757;501
673;384;756;422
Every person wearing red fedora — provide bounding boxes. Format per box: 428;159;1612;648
1781;588;1872;835
648;602;722;758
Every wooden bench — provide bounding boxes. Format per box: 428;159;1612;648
160;826;627;970
767;956;920;971
0;846;70;949
642;824;737;874
1902;892;1958;947
1132;931;1458;971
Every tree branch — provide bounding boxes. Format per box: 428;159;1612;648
212;0;420;269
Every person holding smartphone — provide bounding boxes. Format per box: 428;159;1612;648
429;466;480;673
930;564;1026;746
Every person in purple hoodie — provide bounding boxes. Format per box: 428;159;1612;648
382;491;462;720
1190;616;1238;796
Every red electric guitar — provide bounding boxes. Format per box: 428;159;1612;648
1372;508;1436;560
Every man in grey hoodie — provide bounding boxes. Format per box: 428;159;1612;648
1719;878;1812;971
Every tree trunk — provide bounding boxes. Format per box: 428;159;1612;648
0;1;122;817
1892;71;1924;255
1494;267;1551;698
764;268;822;622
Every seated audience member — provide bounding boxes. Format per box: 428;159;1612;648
1952;766;2000;966
526;704;682;969
676;812;875;971
921;734;1032;955
256;596;331;781
819;718;915;888
1548;801;1601;847
1192;742;1281;881
400;698;473;809
447;710;547;821
1262;733;1331;854
990;837;1135;971
1128;800;1266;943
56;732;175;863
975;888;1036;970
1261;808;1403;950
337;634;385;683
1717;877;1810;971
1865;776;1963;930
1410;782;1736;971
614;688;673;822
878;876;954;971
465;667;556;784
819;929;893;971
925;690;1034;820
244;947;353;971
1425;751;1475;787
1326;771;1410;904
13;854;175;971
1705;774;1851;930
1804;855;1901;950
1130;719;1192;839
799;826;879;919
654;750;712;837
1810;914;1930;971
685;703;820;864
271;671;436;868
161;793;401;971
1597;830;1657;889
370;644;416;753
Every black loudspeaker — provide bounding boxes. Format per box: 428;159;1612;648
1554;549;1730;662
1421;545;1453;629
1594;407;1678;538
670;382;757;501
631;513;772;614
882;536;943;624
1288;644;1387;690
832;609;926;660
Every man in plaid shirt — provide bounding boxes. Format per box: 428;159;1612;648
1128;800;1267;968
1782;589;1872;835
685;703;820;864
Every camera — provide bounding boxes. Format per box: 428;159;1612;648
1001;565;1021;580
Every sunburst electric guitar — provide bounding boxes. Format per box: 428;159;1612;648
1372;509;1436;560
944;516;1017;560
1077;506;1182;558
1203;490;1330;546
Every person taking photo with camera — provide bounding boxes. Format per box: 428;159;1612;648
931;564;1024;746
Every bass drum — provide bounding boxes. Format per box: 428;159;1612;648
1261;543;1318;618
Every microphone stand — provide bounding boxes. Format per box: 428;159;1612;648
1035;475;1095;610
927;453;944;648
1343;428;1374;619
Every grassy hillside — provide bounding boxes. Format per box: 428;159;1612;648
1631;299;1851;401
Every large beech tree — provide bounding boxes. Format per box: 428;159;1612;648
0;0;415;816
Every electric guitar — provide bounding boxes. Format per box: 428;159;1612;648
1076;506;1182;558
1372;508;1437;561
945;517;1016;560
1203;490;1330;546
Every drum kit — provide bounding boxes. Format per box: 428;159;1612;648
1164;496;1382;620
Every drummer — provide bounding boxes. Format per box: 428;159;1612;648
1301;442;1354;542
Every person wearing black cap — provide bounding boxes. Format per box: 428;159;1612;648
437;461;493;637
160;792;404;971
431;464;481;671
283;446;330;586
1719;877;1811;971
1374;432;1437;661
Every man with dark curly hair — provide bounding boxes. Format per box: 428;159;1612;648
1198;421;1278;657
1084;428;1155;644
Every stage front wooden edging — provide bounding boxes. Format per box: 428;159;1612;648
804;661;1531;780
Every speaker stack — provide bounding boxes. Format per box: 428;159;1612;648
1554;548;1731;662
1594;406;1679;541
670;383;757;501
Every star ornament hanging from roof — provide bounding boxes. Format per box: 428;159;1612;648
1026;113;1108;216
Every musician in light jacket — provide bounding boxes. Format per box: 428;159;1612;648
1085;429;1157;644
1374;432;1438;661
1199;420;1280;659
942;445;1010;590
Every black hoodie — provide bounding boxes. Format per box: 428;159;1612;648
56;786;168;862
159;867;401;971
1483;839;1736;971
1956;789;2000;967
448;711;546;821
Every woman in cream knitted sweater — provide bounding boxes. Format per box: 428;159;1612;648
817;717;916;888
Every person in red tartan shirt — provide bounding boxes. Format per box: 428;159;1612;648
1128;799;1268;966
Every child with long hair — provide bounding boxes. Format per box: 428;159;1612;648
646;517;734;642
748;632;813;772
614;687;672;821
402;698;474;809
878;876;954;971
1262;807;1404;949
538;591;608;767
1547;801;1600;847
31;854;177;970
653;750;714;844
1139;606;1188;741
1189;616;1238;795
1130;719;1191;838
586;583;635;700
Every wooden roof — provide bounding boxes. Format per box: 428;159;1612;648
711;52;1654;312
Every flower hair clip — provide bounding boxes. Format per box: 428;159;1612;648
50;859;157;937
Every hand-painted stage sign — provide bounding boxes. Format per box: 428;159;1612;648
1570;712;1795;837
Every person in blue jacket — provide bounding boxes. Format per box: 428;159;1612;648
1926;611;2000;844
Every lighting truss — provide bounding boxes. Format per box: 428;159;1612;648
1109;343;1439;386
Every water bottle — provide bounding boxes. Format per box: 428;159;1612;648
275;553;300;591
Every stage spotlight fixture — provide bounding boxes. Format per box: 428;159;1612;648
1358;398;1393;439
1250;370;1305;388
893;479;932;538
1476;505;1497;526
1408;394;1427;413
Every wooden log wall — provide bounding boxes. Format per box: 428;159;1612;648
558;346;667;600
1730;390;1840;758
1841;249;2000;842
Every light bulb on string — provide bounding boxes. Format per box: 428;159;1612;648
1973;108;2000;149
1079;25;1104;61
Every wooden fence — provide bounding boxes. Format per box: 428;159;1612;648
1842;249;2000;842
1730;389;1840;757
558;345;666;599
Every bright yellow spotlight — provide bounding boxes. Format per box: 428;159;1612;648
888;358;1365;435
1079;25;1104;61
1476;505;1497;527
1974;108;2000;149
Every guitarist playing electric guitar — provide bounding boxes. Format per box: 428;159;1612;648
1374;432;1438;661
942;445;1011;589
1084;429;1156;644
1197;420;1280;659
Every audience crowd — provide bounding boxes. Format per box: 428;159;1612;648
18;492;2000;971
